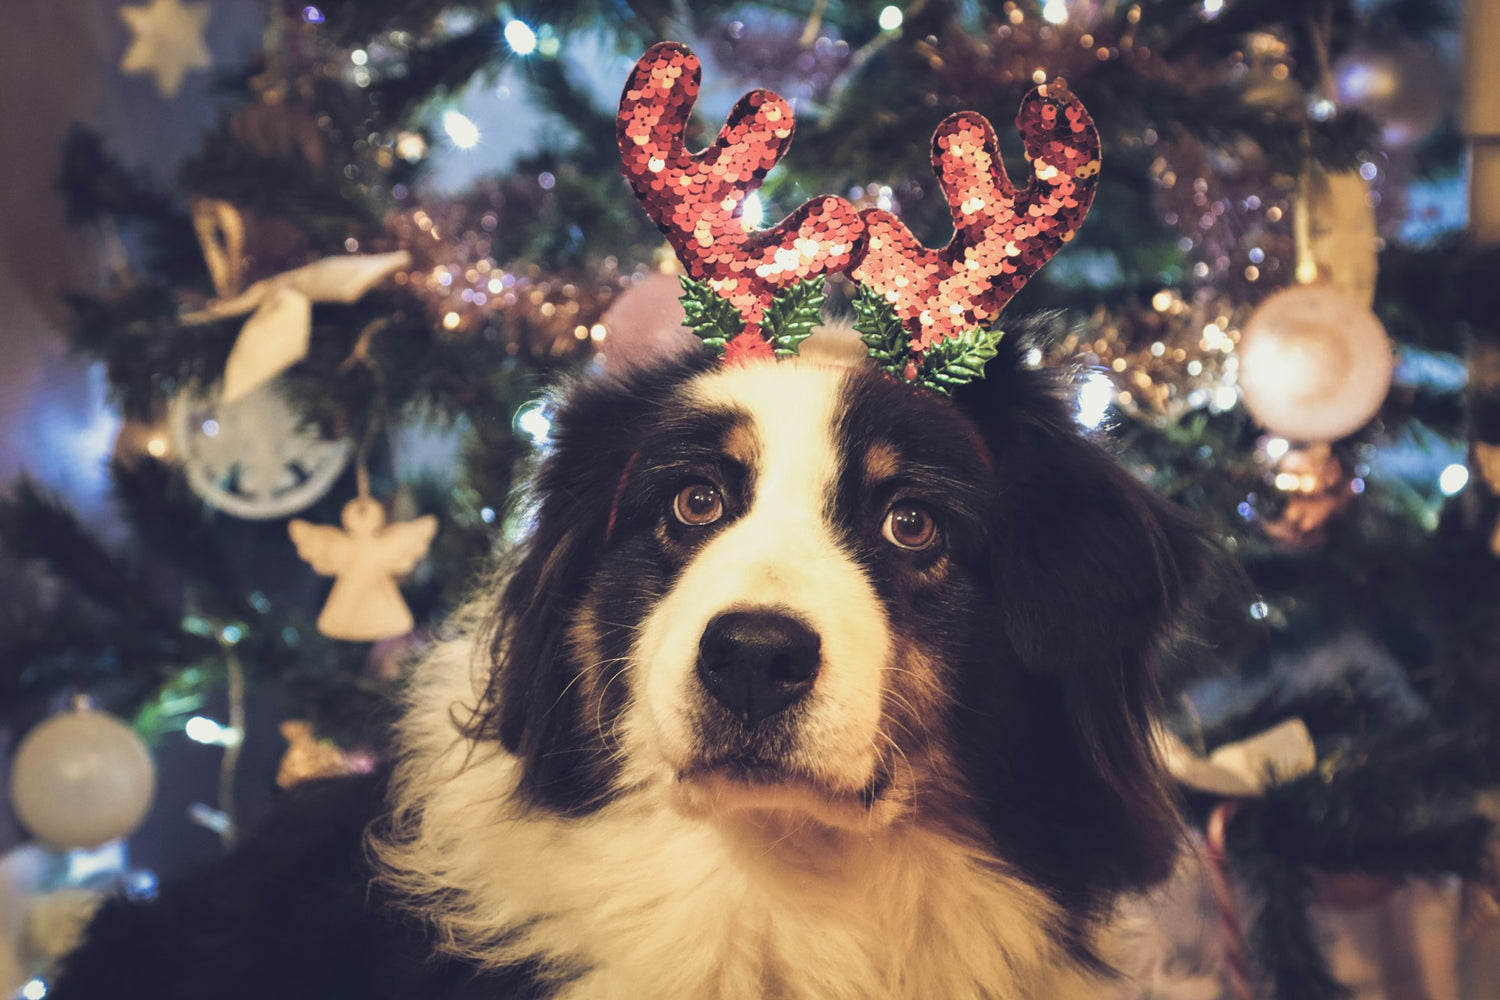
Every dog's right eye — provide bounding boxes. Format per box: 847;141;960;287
673;482;724;526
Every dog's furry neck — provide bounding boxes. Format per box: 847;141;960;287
373;625;1101;1000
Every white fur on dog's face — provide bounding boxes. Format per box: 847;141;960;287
623;362;895;824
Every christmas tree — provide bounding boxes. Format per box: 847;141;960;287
3;0;1498;996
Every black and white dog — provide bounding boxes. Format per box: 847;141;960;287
51;329;1210;999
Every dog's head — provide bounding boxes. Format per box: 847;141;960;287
468;331;1210;912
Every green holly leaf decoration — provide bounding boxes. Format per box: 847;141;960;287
678;274;742;356
851;284;907;376
916;325;1006;395
762;277;826;358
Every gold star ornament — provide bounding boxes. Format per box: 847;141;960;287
119;0;212;99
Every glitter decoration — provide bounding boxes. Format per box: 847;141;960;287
616;42;864;356
1050;291;1245;427
851;81;1101;352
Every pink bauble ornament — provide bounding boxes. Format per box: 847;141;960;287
1333;40;1452;149
595;270;698;375
8;705;156;850
1237;284;1393;443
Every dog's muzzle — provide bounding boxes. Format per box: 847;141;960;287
696;609;821;724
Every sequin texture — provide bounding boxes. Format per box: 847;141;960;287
850;81;1101;352
617;42;864;348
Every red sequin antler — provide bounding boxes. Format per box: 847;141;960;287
617;42;863;361
851;81;1101;355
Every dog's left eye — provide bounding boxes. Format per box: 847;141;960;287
673;482;725;526
882;502;939;550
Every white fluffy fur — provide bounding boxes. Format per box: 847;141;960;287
373;362;1113;999
627;363;891;817
377;627;1105;1000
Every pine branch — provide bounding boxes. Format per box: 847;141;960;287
762;278;825;358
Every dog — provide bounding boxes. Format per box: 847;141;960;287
49;326;1210;1000
49;42;1212;1000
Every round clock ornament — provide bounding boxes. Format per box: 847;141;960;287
169;380;353;519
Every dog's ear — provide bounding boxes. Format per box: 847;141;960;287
955;332;1215;901
474;356;708;812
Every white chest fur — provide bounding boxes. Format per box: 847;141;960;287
376;638;1100;1000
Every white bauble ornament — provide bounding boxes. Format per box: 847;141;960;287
169;380;353;519
1237;284;1394;443
8;707;156;850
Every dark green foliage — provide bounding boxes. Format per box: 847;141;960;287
678;274;742;355
762;278;826;358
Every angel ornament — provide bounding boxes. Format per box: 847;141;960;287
288;497;437;641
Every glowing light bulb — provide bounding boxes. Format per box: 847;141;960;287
514;402;553;446
185;716;242;747
740;192;765;228
504;19;538;56
878;5;903;31
1075;373;1114;429
1439;463;1469;496
442;110;480;150
1042;0;1069;25
185;716;223;744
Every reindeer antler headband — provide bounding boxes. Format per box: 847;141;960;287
617;42;1100;393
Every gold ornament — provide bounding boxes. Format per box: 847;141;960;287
1238;283;1393;442
119;0;212;99
1476;443;1500;557
1302;167;1379;308
288;497;437;641
1260;443;1354;549
190;198;247;301
1052;293;1242;426
275;721;355;789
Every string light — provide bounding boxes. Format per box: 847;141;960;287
1439;463;1469;496
514;401;553;446
504;19;538;56
1076;372;1115;428
185;716;242;747
878;6;903;31
1042;0;1069;25
740;192;765;228
442;110;481;150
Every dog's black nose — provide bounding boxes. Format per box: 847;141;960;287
696;610;821;724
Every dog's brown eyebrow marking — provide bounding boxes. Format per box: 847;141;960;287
862;440;902;484
721;418;761;469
